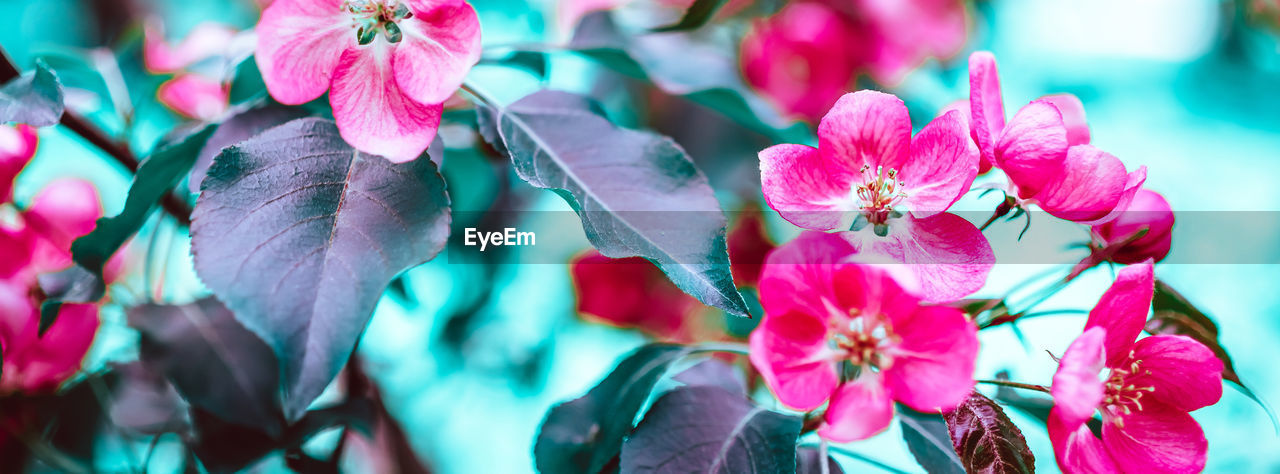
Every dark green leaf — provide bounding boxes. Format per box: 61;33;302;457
190;101;310;192
0;60;64;126
796;447;844;474
899;404;965;474
190;397;374;473
620;385;801;473
534;344;693;473
129;298;284;436
190;118;450;421
481;50;548;79
492;90;747;316
652;0;729;32
943;391;1035;474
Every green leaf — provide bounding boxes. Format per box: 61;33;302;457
942;391;1035;474
489;90;748;316
0;59;64;126
1147;279;1276;427
899;404;965;474
190;118;451;421
651;0;729;32
620;385;802;473
534;344;693;473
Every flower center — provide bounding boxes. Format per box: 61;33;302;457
829;309;898;370
854;165;907;226
344;0;412;45
1099;354;1155;429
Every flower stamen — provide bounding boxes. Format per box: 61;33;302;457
854;165;908;225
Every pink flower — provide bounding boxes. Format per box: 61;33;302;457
144;21;244;121
750;232;978;441
157;74;231;121
740;2;860;122
759;90;993;301
1048;262;1222;473
571;250;702;340
0;124;38;204
968;52;1146;224
1090;189;1174;264
256;0;482;162
143;21;239;74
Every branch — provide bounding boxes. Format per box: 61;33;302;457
0;47;193;225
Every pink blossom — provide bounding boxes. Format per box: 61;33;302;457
143;21;239;74
759;90;993;301
1091;189;1174;264
749;232;978;441
158;74;231;121
968;52;1145;224
571;250;701;340
256;0;481;162
0;124;38;204
1048;262;1222;473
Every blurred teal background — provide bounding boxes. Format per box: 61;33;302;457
4;0;1280;471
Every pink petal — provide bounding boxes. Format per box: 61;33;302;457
144;21;238;74
0;226;34;279
1084;262;1155;367
937;99;990;174
330;46;443;162
1073;166;1147;227
866;213;994;302
883;305;977;412
758;231;862;323
855;0;968;85
157;74;230;121
1039;93;1090;146
995;100;1068;198
1034;145;1128;223
819;373;895;442
255;0;351;105
967;51;1005;167
393;0;482;105
24;178;103;253
817;91;913;172
0;124;38;203
1125;335;1224;413
1051;327;1107;429
1047;408;1121;473
7;304;99;393
1093;189;1174;264
901;110;979;218
759;143;859;231
1102;401;1208;474
830;263;924;327
740;2;859;122
570;251;698;340
0;281;35;354
748;309;839;411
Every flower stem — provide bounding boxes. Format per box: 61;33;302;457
976;379;1050;393
690;341;750;355
459;81;498;109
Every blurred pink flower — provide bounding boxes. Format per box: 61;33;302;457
157;74;230;121
742;0;968;121
1091;189;1174;264
571;250;701;340
968;52;1145;224
759;90;992;301
750;233;978;441
1048;262;1222;473
0;124;38;204
256;0;481;162
144;20;241;120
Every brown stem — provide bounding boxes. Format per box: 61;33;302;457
976;379;1050;393
0;47;192;225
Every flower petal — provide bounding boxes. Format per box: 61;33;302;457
0;124;38;203
394;0;482;105
570;251;698;340
1073;166;1147;226
255;0;350;105
24;178;103;252
1093;189;1174;264
938;99;992;174
741;2;859;122
759;231;860;319
748;309;839;411
883;305;977;412
817;91;913;172
1125;335;1224;412
819;373;895;442
967;51;1005;167
7;303;99;393
996;100;1068;198
759;143;859;231
866;213;994;302
1051;327;1107;429
1047;408;1120;474
1084;262;1155;367
901;110;980;218
1034;145;1128;223
1040;93;1090;146
157;74;230;121
1102;400;1208;474
330;46;444;162
144;21;239;74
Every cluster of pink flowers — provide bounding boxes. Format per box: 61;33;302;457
0;125;110;395
748;50;1208;472
741;0;969;122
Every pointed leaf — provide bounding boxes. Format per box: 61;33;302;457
0;59;64;126
535;344;693;473
899;404;965;474
942;391;1035;474
190;118;451;421
620;385;801;473
492;90;747;316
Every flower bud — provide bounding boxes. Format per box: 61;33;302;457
1092;189;1174;264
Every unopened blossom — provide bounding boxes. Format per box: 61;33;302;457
759;90;992;301
1049;262;1222;473
968;52;1146;224
1091;189;1174;264
749;232;978;441
256;0;482;162
571;251;702;340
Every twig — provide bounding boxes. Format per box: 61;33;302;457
976;379;1050;393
